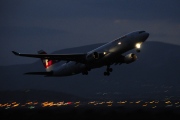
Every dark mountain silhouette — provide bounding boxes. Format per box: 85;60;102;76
0;41;180;101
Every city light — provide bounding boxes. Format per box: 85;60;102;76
0;99;180;109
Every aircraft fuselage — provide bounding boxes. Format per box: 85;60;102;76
53;30;149;76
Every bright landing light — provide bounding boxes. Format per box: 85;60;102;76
135;43;142;49
118;42;121;45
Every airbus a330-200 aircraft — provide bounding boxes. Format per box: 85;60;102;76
12;30;149;77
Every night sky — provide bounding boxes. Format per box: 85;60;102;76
1;0;180;66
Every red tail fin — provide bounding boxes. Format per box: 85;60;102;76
38;50;58;69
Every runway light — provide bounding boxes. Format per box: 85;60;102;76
13;103;19;107
135;101;141;104
29;106;35;109
176;105;180;107
74;105;79;107
142;104;147;107
165;101;171;104
152;106;157;108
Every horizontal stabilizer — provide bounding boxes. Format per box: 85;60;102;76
24;71;53;76
12;51;19;55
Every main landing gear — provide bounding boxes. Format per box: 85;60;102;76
82;67;91;75
82;71;88;75
104;65;113;76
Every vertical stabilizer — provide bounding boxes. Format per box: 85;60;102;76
38;50;59;72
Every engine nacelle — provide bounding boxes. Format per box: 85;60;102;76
124;53;137;64
86;52;99;62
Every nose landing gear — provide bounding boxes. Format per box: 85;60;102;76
136;49;140;52
135;42;142;53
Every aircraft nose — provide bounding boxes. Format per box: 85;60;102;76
144;32;149;40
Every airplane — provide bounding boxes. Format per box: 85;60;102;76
12;30;149;77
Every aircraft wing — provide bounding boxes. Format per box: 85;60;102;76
12;51;87;63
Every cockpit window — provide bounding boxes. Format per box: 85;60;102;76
139;31;145;34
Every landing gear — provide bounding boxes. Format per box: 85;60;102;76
107;67;113;72
82;71;88;75
104;71;110;76
82;67;91;75
136;49;140;52
135;43;142;53
104;65;113;76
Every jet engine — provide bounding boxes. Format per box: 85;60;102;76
86;52;99;62
124;53;137;64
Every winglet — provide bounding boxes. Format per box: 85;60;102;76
12;51;20;55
